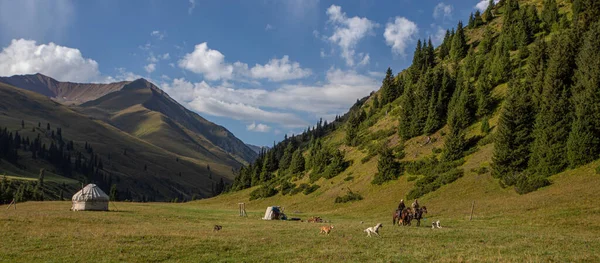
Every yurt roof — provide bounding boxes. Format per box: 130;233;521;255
72;184;109;202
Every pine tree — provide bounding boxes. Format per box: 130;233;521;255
380;68;396;104
529;32;577;177
289;148;305;174
484;0;495;22
441;117;466;162
278;142;295;172
490;39;511;85
450;21;467;61
438;30;451;60
372;143;400;185
475;71;493;118
541;0;559;32
492;79;535;186
468;13;475;28
567;21;600;167
398;84;416;140
474;10;483;27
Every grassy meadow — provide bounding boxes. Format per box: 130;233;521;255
2;160;599;263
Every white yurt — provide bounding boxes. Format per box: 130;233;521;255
71;184;109;211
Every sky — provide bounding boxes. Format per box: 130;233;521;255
0;0;495;147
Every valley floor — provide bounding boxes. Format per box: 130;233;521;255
0;199;598;262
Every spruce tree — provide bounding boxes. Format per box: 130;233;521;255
567;21;600;167
289;148;305;175
380;68;396;104
484;0;495;22
475;70;493;118
372;143;400;185
529;32;577;177
279;142;295;172
450;21;467;61
441;117;466;162
399;84;416;140
541;0;559;32
492;79;535;186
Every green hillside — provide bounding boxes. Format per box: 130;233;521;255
0;83;234;202
227;0;600;212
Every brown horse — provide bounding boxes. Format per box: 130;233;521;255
392;208;413;226
413;206;428;227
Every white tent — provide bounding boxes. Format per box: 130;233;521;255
262;206;281;220
71;184;109;211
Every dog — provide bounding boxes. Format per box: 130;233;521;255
364;223;383;237
213;225;222;232
319;225;334;235
431;220;442;229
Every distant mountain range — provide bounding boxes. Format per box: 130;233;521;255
246;144;269;154
0;73;257;201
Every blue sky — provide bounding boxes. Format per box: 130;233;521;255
0;0;493;146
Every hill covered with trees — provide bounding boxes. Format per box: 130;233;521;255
229;0;600;201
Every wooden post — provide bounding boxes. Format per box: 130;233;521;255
238;203;247;217
6;199;16;210
470;201;475;221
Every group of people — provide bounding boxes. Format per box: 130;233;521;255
397;198;419;212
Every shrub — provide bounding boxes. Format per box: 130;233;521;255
432;147;442;154
344;176;354;181
303;184;320;195
515;174;550;194
280;181;296;195
406;175;418;182
405;158;465;199
249;186;278;200
596;165;600;174
334;190;363;203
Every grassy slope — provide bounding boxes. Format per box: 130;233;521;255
1;160;598;262
0;83;231;200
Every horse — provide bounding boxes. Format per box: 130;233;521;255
413;206;428;227
392;208;413;226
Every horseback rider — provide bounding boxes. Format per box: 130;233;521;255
397;199;406;211
411;199;420;212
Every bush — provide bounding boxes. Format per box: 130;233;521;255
405;158;465;199
515;174;550;194
280;181;296;195
334;190;363;203
596;165;600;174
303;184;320;195
249;186;278;200
406;175;418;182
471;166;489;175
344;176;354;181
432;147;442;154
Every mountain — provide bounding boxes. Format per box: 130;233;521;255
246;144;269;154
0;74;258;201
0;73;126;105
229;0;600;204
0;82;232;201
0;74;257;165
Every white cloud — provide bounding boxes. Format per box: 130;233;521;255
0;0;74;41
159;68;378;127
169;63;175;68
384;17;419;56
161;74;170;80
188;0;196;14
150;30;165;40
249;56;312;81
144;63;156;73
265;24;274;31
107;68;143;82
433;3;453;20
246;122;271;132
178;42;234;81
475;0;500;12
161;53;170;60
179;43;311;82
0;39;101;83
326;5;378;66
